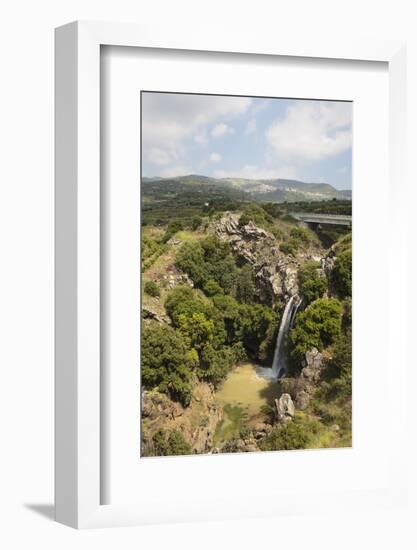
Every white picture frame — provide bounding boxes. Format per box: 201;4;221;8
55;21;407;529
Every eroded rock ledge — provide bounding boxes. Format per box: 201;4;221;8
214;212;299;303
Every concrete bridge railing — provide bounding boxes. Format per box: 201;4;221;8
290;212;352;227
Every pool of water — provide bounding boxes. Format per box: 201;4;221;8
215;363;281;417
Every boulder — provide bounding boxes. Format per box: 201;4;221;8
301;348;324;383
275;393;295;423
142;305;170;325
294;389;310;410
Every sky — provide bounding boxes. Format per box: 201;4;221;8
141;92;352;190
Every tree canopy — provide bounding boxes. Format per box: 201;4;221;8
297;261;327;304
290;298;342;359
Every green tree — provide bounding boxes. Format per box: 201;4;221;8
203;278;224;297
238;203;271;228
238;303;278;362
333;250;352;297
152;429;192;456
259;415;321;451
162;220;183;243
297;261;327;304
199;343;232;386
290;226;310;246
236;264;256;304
175;242;207;287
191;215;203;230
178;312;214;353
142;324;197;406
290;298;342;359
212;294;240;343
165;286;206;325
144;280;160;297
324;331;352;398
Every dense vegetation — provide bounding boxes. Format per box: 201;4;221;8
290;298;343;359
149;429;192;457
142;236;279;408
297;261;327;304
141;179;352;456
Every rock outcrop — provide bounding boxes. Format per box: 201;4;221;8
301;348;325;383
141;382;223;455
274;393;295;423
221;435;260;453
293;348;325;410
214;213;299;303
142;305;170;325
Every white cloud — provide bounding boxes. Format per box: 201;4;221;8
245;119;257;135
211;123;234;139
148;147;172;166
266;101;352;162
194;129;208;146
142;93;251;173
209;152;222;163
215;164;298;180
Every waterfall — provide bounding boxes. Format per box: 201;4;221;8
271;294;300;379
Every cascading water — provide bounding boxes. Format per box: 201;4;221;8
271;294;301;379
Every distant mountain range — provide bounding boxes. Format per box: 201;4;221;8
142;175;351;203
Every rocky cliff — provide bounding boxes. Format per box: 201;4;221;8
214;212;318;304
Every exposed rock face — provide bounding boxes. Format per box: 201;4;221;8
141;382;223;455
275;393;295;423
214;213;299;302
142;390;182;420
161;271;194;291
291;348;325;410
322;244;337;290
301;348;325;383
221;436;260;453
142;305;170;325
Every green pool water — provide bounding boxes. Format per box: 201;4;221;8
215;363;281;417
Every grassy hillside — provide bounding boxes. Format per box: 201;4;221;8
142;174;352;208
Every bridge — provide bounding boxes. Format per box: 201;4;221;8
290;212;352;227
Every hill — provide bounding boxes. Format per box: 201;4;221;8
142;175;351;203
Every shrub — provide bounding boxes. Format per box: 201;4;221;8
290;298;342;359
162;220;183;243
280;238;300;256
165;286;205;325
142;324;196;406
271;227;284;241
236;264;255;304
212;294;240;343
237;303;278;362
152;429;192;456
191;215;202;230
323;331;352;398
229;341;247;363
258;416;318;451
297;262;327;304
203;279;224;297
238;203;271;228
199;344;232;386
175;241;207;287
175;236;238;294
290;226;310;245
144;280;160;297
333;250;352;297
178;312;214;352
